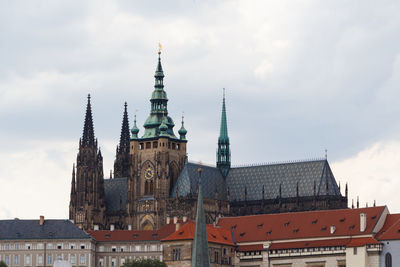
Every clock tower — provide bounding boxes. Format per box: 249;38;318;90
126;50;188;230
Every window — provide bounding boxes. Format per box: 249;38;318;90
25;255;31;265
4;256;9;265
71;255;76;264
386;253;392;267
214;251;219;264
99;258;104;266
37;243;44;249
70;243;76;249
353;247;357;255
47;243;53;249
111;258;116;266
112;246;117;252
47;255;52;264
57;243;62;249
99;246;104;252
120;246;126;252
25;244;31;250
173;248;181;260
14;255;19;265
146;142;151;149
121;258;126;265
80;244;86;249
80;255;85;265
15;243;19;250
5;244;9;250
37;255;43;265
135;245;141;252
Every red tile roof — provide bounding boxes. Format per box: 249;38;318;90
161;221;235;246
376;213;400;241
237;244;264;251
88;221;187;242
217;207;385;243
346;237;380;247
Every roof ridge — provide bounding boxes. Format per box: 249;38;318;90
232;158;326;168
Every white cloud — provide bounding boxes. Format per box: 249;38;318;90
332;140;400;213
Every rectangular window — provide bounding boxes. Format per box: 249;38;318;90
5;244;9;250
121;258;126;265
5;256;9;265
112;246;117;252
14;244;19;250
25;255;31;265
37;255;43;265
14;255;19;265
70;243;76;249
146;142;151;149
120;246;126;252
47;243;53;250
99;258;104;266
80;255;85;265
153;141;158;148
25;244;31;250
70;255;76;264
99;246;104;252
135;245;141;252
173;248;181;260
37;243;44;249
57;243;62;249
214;251;219;263
354;247;358;255
111;258;116;266
47;255;52;264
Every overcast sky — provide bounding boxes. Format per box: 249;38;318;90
1;0;400;219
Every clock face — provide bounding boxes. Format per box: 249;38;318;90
145;167;154;180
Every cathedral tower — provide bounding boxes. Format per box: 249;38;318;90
217;90;231;177
127;50;187;230
69;95;106;229
113;102;131;178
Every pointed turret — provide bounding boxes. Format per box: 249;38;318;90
114;102;131;178
82;94;95;147
191;168;210;267
178;115;187;140
71;164;76;195
131;114;139;139
217;89;231;177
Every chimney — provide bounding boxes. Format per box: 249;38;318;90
182;216;187;223
94;225;99;231
173;216;178;224
110;224;115;231
175;223;181;231
128;225;132;230
330;225;336;234
39;215;44;226
360;213;367;232
166;217;171;224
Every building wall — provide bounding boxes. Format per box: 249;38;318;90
94;241;163;267
380;240;400;267
0;239;94;267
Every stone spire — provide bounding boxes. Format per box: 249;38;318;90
217;89;231;177
114;102;131;178
191;168;210;267
82;94;95;147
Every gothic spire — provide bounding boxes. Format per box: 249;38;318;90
191;168;210;267
118;102;130;154
71;164;76;195
82;94;95;147
217;89;231;177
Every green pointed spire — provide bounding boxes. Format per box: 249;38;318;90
178;115;187;140
217;89;231;177
130;114;139;139
142;50;177;139
191;168;210;267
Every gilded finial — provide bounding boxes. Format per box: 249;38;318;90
158;42;162;55
134;109;138;119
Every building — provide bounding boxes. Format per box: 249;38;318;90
87;219;184;266
69;51;347;231
376;213;400;267
0;216;94;267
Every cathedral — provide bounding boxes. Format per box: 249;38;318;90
69;51;348;231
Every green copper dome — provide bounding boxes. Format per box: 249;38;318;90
130;116;139;139
178;117;187;140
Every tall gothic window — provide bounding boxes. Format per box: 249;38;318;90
386;253;392;267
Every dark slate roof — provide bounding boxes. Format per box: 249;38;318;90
227;160;340;201
104;177;127;214
172;160;340;202
0;219;90;240
171;163;227;200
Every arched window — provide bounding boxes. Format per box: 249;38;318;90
386;252;392;267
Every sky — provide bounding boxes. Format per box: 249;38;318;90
1;0;400;219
